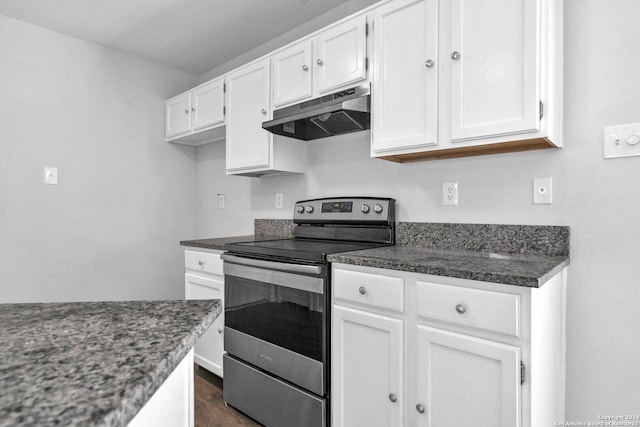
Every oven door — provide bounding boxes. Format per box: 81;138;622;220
221;254;327;396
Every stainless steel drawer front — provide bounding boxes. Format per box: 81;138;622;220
225;327;324;395
223;354;326;427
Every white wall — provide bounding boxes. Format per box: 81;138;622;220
195;0;640;420
0;15;198;303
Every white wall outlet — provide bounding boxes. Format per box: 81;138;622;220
442;182;458;206
218;193;225;209
604;123;640;159
275;193;284;209
533;177;552;204
44;167;58;185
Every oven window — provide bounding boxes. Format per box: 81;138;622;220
225;275;325;362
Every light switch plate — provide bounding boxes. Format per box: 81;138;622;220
604;123;640;159
533;177;552;204
44;167;58;185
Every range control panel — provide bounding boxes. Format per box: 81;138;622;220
293;197;395;224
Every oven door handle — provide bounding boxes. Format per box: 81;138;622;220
221;254;323;275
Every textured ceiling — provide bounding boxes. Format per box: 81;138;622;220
0;0;366;75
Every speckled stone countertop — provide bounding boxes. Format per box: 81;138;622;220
180;219;296;250
0;299;221;427
328;223;570;288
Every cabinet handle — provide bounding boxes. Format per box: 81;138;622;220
416;403;426;414
191;107;196;112
358;286;367;295
261;108;267;115
317;58;324;66
184;109;189;114
302;64;309;71
388;393;397;403
198;260;204;266
455;304;466;314
218;328;223;334
425;59;435;68
450;51;461;60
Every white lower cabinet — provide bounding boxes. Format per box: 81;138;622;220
332;263;566;427
332;305;403;427
184;249;224;377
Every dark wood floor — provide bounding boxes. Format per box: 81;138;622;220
194;365;263;427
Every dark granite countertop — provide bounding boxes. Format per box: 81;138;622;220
0;299;221;427
180;235;257;250
328;246;569;287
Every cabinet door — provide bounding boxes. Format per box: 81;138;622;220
166;93;191;139
186;273;224;377
271;40;313;108
315;15;368;94
445;0;540;141
226;59;271;172
371;0;438;155
415;325;521;427
332;305;403;427
192;77;225;132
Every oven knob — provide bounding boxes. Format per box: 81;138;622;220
374;203;383;214
296;205;304;214
305;205;314;213
361;204;370;214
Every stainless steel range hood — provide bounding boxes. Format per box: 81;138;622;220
262;84;370;141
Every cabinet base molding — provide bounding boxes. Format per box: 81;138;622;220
378;138;558;163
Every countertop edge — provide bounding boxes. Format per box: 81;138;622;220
102;301;220;426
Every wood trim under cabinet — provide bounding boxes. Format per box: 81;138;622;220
377;138;558;163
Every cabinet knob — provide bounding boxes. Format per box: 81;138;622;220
302;64;309;71
191;107;196;112
450;51;461;60
358;286;367;295
425;59;435;68
388;393;397;403
184;109;189;114
198;260;204;266
416;403;426;414
317;58;324;66
261;108;267;115
218;328;223;334
455;304;466;314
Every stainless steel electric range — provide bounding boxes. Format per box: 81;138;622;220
221;197;396;427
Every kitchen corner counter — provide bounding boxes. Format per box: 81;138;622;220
327;246;569;287
0;299;221;426
180;235;257;250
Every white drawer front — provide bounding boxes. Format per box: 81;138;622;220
416;281;520;338
185;250;223;276
333;268;404;312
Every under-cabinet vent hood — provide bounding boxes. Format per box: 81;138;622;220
262;84;370;140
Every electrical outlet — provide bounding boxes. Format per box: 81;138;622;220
218;193;225;209
44;167;58;185
533;177;552;204
275;193;284;209
442;182;458;206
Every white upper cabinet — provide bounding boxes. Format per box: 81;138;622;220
226;59;306;176
191;78;225;132
271;40;314;108
371;0;562;162
315;15;368;95
165;77;225;146
271;15;368;109
226;60;272;172
166;93;191;139
371;0;438;155
445;0;540;141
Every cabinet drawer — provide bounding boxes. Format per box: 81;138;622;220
185;250;223;276
416;281;520;338
333;269;404;312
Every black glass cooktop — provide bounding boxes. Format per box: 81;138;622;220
225;238;386;262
